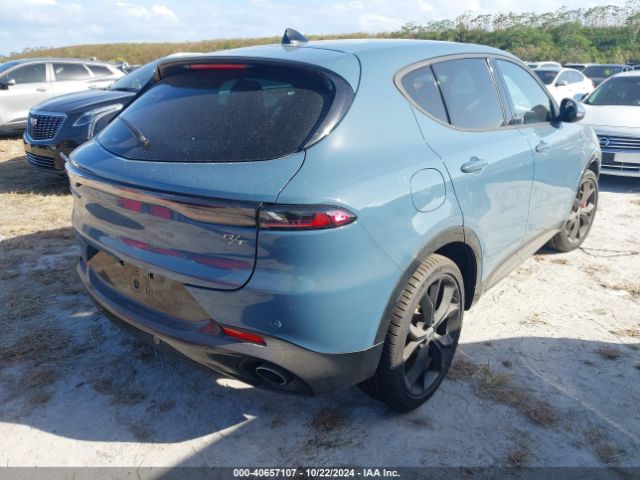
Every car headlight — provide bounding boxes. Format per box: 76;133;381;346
73;104;123;138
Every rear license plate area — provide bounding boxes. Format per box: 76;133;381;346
88;251;209;321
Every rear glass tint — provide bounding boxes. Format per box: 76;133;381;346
431;59;505;130
400;66;448;123
88;65;113;77
98;63;346;162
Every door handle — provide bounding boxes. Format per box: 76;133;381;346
535;141;551;154
36;87;49;92
460;156;488;174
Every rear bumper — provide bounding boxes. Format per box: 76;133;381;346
76;238;383;395
23;131;77;172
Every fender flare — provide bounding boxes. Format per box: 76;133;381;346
373;226;483;344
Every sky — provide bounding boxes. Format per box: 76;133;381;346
0;0;628;56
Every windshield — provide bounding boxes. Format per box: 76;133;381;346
534;70;558;85
583;66;623;78
585;76;640;106
109;60;158;92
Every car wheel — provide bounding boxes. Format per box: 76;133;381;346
548;169;598;252
360;254;464;411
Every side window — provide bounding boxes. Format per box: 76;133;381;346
6;64;46;84
496;60;554;125
400;66;448;123
556;72;571;84
566;71;581;84
431;58;504;129
53;63;90;81
87;65;112;77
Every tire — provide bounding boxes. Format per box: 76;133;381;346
548;169;598;252
360;254;464;411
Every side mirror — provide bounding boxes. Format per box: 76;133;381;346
558;98;585;123
555;80;569;87
0;78;15;89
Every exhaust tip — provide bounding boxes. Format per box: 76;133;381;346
255;365;289;386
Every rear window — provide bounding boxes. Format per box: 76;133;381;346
534;70;559;85
583;66;623;78
54;63;90;81
98;62;350;162
88;65;113;77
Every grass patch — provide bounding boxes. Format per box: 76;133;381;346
0;328;70;366
600;282;640;299
585;428;626;465
506;442;531;467
596;347;622;360
611;327;640;339
447;357;482;381
474;365;556;427
310;407;346;432
128;423;154;442
520;313;549;327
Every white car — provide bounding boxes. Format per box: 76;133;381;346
534;68;594;104
527;61;562;70
581;70;640;177
0;58;124;132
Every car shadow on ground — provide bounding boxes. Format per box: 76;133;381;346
598;174;640;194
1;220;639;467
0;155;68;195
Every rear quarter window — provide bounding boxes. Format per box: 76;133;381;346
54;63;90;81
399;66;448;123
97;62;353;162
88;65;113;77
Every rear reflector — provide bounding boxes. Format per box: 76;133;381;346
259;206;356;230
220;326;266;345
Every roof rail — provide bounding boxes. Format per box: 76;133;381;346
281;28;308;46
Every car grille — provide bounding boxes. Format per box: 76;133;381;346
27;112;66;140
597;134;640;151
26;152;57;170
601;152;640;175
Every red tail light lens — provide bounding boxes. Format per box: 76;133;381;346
259;206;356;230
188;64;248;70
220;326;266;345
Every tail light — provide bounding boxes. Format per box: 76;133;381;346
220;326;266;345
259;206;356;230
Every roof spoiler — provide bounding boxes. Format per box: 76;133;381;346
281;28;308;46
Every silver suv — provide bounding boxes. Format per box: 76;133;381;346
0;58;124;132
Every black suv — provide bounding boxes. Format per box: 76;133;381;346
22;56;190;172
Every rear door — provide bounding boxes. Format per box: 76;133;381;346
403;57;535;286
51;62;92;96
0;62;51;125
493;58;585;242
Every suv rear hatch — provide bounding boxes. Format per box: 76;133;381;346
69;53;357;290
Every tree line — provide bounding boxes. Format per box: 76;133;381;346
3;3;640;64
393;2;640;63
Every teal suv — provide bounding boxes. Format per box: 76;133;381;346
68;34;600;410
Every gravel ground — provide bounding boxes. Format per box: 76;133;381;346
0;137;639;470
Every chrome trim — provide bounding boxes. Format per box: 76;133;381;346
66;161;257;227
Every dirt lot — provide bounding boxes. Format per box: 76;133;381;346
0;136;639;469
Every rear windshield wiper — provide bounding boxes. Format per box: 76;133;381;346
118;117;150;149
